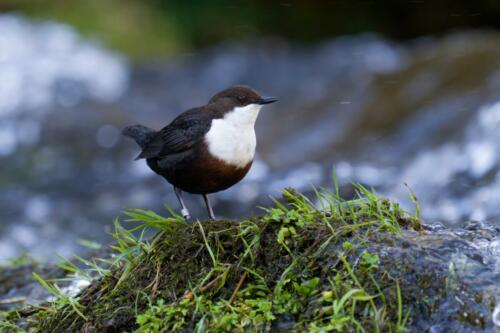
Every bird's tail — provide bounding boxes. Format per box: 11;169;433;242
122;125;156;150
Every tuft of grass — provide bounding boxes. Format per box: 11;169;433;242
32;272;87;321
2;184;424;332
0;319;25;333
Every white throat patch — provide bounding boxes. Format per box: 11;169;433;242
205;103;261;168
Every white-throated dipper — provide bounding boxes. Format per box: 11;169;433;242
122;85;277;220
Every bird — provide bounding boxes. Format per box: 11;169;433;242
122;85;277;221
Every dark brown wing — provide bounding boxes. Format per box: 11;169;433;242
136;107;212;160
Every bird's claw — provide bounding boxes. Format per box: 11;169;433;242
181;208;191;222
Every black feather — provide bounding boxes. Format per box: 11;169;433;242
122;125;157;152
135;108;212;160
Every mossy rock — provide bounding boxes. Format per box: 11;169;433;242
1;187;497;332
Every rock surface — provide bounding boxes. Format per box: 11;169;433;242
1;191;498;332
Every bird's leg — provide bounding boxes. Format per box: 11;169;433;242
174;187;191;221
202;194;216;220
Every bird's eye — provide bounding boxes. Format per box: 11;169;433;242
237;96;245;102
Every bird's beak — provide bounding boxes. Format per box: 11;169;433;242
258;97;278;105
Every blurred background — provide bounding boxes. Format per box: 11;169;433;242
2;0;500;262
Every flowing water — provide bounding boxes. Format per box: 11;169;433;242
0;15;499;329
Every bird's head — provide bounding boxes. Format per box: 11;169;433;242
209;85;277;110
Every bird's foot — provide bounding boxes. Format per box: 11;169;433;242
181;208;191;222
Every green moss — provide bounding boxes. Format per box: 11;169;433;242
11;184;494;332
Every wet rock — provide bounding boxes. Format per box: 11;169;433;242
0;194;498;332
0;261;64;310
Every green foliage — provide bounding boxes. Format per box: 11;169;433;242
32;272;87;321
361;252;380;270
7;1;500;58
136;298;190;332
1;253;36;268
3;184;421;332
0;320;25;333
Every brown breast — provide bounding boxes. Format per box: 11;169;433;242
159;144;253;194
